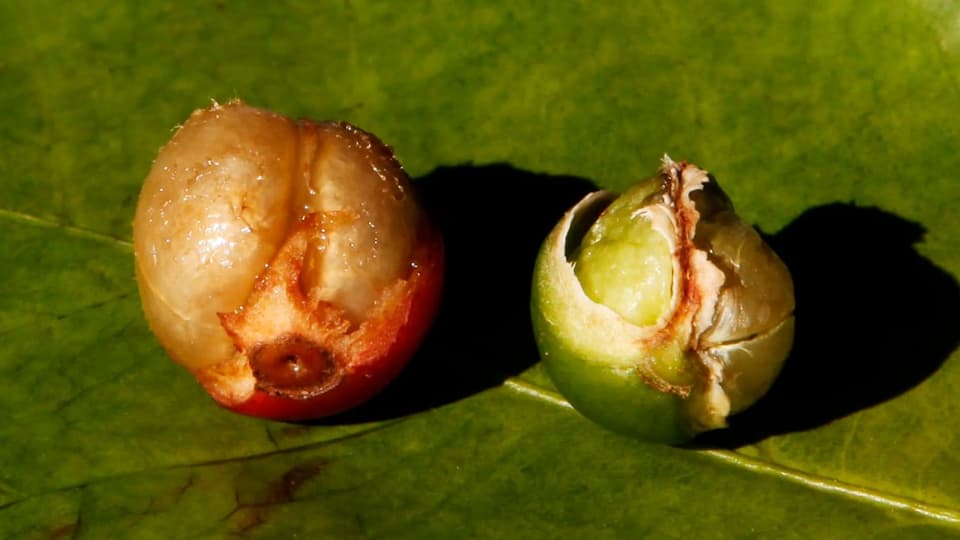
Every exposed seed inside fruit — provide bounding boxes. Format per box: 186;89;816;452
574;178;674;327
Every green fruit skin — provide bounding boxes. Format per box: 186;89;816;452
531;267;692;443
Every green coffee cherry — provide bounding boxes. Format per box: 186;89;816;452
531;157;795;443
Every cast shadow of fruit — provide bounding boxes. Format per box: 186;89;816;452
694;203;960;448
319;164;596;423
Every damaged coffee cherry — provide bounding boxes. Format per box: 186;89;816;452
134;100;443;420
531;157;794;443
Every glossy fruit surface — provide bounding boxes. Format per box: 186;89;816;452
532;158;795;443
134;100;443;420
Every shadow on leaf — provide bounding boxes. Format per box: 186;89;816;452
695;203;960;448
322;164;596;424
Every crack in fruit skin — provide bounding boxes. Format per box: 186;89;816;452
133;100;444;420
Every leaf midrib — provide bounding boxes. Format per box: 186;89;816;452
503;378;960;525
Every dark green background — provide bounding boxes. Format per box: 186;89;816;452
2;1;959;538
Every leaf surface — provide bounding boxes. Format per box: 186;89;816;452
1;1;959;538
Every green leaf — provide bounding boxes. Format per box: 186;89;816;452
2;0;959;538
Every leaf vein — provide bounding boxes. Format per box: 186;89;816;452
0;420;406;514
0;208;132;251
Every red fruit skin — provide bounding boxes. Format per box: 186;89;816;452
221;225;444;421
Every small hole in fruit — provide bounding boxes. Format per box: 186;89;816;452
250;335;343;399
282;354;302;373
